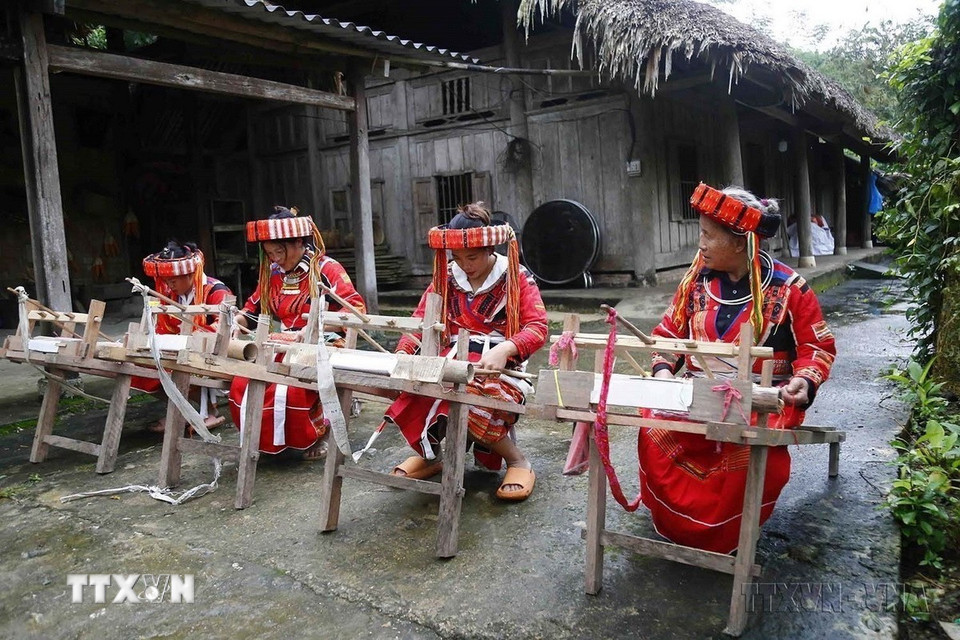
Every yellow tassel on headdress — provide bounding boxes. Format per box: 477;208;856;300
258;244;271;316
193;251;209;328
746;232;765;343
672;250;704;330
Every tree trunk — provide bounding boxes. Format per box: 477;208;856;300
934;260;960;396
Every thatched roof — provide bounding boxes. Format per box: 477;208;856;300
518;0;891;145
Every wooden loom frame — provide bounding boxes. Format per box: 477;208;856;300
98;292;520;560
0;294;228;474
540;313;845;637
316;292;523;558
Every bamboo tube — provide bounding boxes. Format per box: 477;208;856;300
441;361;475;384
227;340;259;362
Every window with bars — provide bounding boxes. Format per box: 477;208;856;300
441;77;471;115
436;173;473;226
675;142;701;221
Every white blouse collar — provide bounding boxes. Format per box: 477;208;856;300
451;253;507;295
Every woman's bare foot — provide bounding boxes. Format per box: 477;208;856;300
147;419;166;434
302;440;328;461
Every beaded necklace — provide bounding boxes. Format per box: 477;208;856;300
703;251;774;306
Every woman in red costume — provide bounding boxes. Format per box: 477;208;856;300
133;241;233;432
229;207;366;460
383;202;547;501
641;184;836;553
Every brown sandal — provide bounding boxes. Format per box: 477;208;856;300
391;456;443;480
496;466;536;502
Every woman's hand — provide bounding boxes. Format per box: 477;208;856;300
476;341;518;373
781;377;810;407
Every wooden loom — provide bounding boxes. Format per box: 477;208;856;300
0;290;230;474
99;291;516;559
533;313;845;637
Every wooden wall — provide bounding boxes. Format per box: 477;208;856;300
241;35;845;281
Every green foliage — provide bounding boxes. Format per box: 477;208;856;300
884;358;960;570
876;0;960;361
791;17;934;124
70;24;157;51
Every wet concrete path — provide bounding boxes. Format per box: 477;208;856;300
0;277;911;639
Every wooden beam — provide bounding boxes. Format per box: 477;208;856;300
860;153;873;249
660;72;714;93
66;0;587;78
68;0;380;61
718;91;744;186
792;128;816;268
501;0;534;219
65;7;342;73
348;62;379;312
44;434;101;456
833;145;848;255
45;44;356;110
338;465;442;495
582;529;762;578
16;9;72;312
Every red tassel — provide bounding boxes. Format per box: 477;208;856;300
562;421;591;476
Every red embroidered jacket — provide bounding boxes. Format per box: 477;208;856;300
396;262;548;366
651;259;836;403
242;252;366;330
156;276;231;335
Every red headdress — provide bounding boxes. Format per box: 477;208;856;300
142;245;209;331
428;221;522;338
245;206;327;315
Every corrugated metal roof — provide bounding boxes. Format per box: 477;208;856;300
183;0;479;64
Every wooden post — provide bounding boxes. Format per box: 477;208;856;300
725;445;769;636
15;8;71;311
96;373;132;474
305;75;326;223
236;315;270;509
719;94;744;187
585;344;607;593
833;145;848;256
158;369;191;487
80;300;105;359
29;367;62;463
756;360;773;429
501;0;535;219
792;129;816;268
584;432;608;594
860;153;873;249
420;292;442;357
348;62;379;313
737;323;754;381
828;441;841;479
436;329;470;558
318;328;358;532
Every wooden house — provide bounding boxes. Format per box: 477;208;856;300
274;0;892;283
0;0;479;320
